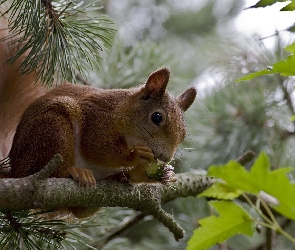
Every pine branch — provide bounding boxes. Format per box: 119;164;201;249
0;0;115;86
0;210;67;249
0;155;213;241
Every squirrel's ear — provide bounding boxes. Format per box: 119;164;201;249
143;68;170;98
177;87;197;111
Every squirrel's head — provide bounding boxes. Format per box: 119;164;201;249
127;67;197;162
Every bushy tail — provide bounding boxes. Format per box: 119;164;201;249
0;16;47;158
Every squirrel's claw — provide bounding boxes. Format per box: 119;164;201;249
67;166;96;187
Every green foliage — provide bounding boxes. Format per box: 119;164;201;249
199;182;244;200
187;201;254;250
281;2;295;11
192;152;295;249
183;35;295;176
0;210;66;249
183;78;282;169
90;39;173;88
239;0;295;82
249;0;289;9
209;152;295;219
0;0;115;86
236;69;272;81
0;210;102;249
237;54;295;81
163;2;217;37
285;43;295;53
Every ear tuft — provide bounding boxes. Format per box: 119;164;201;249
144;67;170;97
177;87;197;111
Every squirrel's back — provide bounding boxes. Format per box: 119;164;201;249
0;15;47;158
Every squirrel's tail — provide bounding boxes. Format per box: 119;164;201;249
0;15;47;158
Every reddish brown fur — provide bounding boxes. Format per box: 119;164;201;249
0;10;197;218
4;69;197;218
0;14;47;158
9;81;196;183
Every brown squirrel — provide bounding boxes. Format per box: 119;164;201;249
0;16;196;218
8;69;196;183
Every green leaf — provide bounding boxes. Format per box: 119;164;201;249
236;69;272;82
186;201;254;250
281;2;295;11
199;182;244;200
208;152;295;219
237;54;295;81
272;54;295;76
249;0;287;8
285;43;295;53
287;23;295;32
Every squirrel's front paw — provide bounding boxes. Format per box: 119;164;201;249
127;145;155;165
67;166;96;187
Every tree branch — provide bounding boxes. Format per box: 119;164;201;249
0;154;214;241
0;150;256;240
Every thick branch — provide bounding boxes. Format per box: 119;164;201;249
0;167;212;211
0;155;214;240
0;150;255;240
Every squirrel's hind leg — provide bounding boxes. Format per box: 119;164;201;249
9;108;75;178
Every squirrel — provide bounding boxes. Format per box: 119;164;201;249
8;69;197;183
0;16;196;218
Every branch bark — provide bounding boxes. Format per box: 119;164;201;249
0;155;214;241
0;150;255;240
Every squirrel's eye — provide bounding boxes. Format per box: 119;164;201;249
151;112;162;126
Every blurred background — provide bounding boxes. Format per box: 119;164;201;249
77;0;295;249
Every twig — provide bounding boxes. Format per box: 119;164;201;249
235;150;256;166
277;76;295;114
96;212;146;248
276;75;295;131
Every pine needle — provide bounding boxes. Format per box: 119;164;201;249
0;0;115;86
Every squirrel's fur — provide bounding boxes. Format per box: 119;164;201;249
0;16;47;159
0;14;196;218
